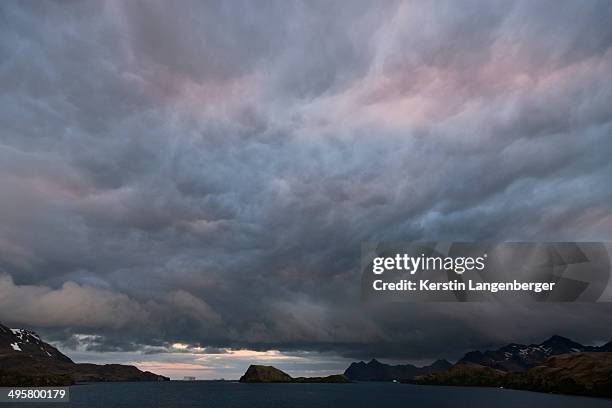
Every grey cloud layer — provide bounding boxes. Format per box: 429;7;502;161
1;0;612;361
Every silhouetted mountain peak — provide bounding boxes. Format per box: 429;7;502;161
430;359;452;370
345;358;449;381
539;335;585;355
547;334;569;341
541;335;579;346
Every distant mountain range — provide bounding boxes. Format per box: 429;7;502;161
0;323;169;386
344;358;451;381
369;335;612;398
458;335;612;372
345;335;612;382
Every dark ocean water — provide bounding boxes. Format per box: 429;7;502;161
5;381;611;408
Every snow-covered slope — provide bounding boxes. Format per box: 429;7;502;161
459;335;603;371
0;324;73;363
0;322;169;385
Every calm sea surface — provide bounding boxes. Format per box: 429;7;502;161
5;381;611;408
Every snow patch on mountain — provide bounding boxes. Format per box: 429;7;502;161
458;335;601;372
0;323;74;363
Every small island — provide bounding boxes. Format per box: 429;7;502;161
239;365;350;383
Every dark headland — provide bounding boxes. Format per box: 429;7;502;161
0;323;169;386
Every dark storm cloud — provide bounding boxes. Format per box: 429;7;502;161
1;0;612;365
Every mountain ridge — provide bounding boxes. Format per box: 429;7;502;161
343;334;612;382
458;334;610;372
344;358;452;381
0;322;169;385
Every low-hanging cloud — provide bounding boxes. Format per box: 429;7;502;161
0;274;149;329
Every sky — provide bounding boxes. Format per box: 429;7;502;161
1;0;612;380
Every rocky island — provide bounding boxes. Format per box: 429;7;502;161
239;365;350;383
0;323;169;386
